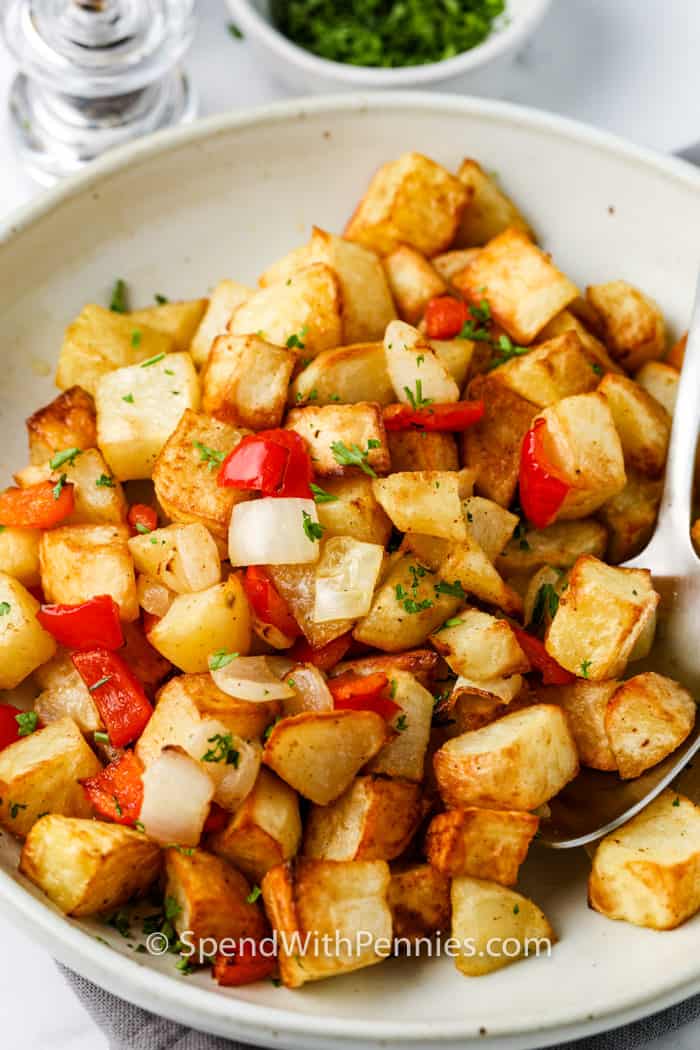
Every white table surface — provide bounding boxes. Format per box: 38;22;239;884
1;0;700;1046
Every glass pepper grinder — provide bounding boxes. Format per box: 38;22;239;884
2;0;198;185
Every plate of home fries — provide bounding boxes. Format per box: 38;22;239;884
1;96;700;1048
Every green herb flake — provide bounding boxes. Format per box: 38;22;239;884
155;294;169;305
246;885;262;904
89;675;112;692
131;330;142;348
49;447;81;471
263;716;282;743
52;473;68;501
9;802;27;820
135;522;152;535
176;956;195;975
192;440;225;471
202;732;240;766
434;579;466;600
513;904;520;915
110;279;128;313
673;796;681;807
302;510;324;543
15;712;38;737
591;362;603;376
165;895;182;920
140;351;165;367
403;378;433;411
331;440;378;477
93;731;110;745
286;325;308;350
95;473;115;488
209;650;239;671
531;582;560;628
122;393;135;404
395;714;408;732
580;660;592;679
227;20;244;39
0;602;10;617
310;482;338;504
107;911;131;938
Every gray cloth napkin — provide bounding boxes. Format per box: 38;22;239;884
61;964;700;1050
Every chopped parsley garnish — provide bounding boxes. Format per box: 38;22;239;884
94;731;110;745
209;649;239;671
434;579;466;600
113;796;123;817
580;660;592;679
110;279;128;313
416;354;425;366
89;675;112;692
246;885;262;904
531;583;559;628
192;440;225;471
0;602;10;617
165;896;182;920
440;617;464;631
310;482;338;504
9;802;27;820
131;330;142;348
107;911;131;938
403;379;433;410
395;714;408;732
175;956;194;975
591;362;603;376
458;297;530;368
486;333;531;370
154;293;169;304
201;732;240;766
286;325;308;350
302;510;324;542
15;712;38;737
263;716;282;743
122;393;135;404
672;796;681;807
95;473;115;488
513;904;520;915
135;522;152;534
390;679;397;699
140;351;165;367
227;20;244;39
395;563;434;614
331;440;378;477
513;520;530;550
52;473;68;501
49;447;81;470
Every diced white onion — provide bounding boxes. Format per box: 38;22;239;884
139;748;214;846
210;655;295;701
313;536;384;623
185;719;261;813
384;320;460;404
136;573;175;617
283;664;334;716
171;525;222;592
228;497;321;566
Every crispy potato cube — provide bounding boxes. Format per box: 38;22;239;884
208;768;301;882
497;332;598;407
598;471;662;564
451;876;555;976
383;245;447;324
190;280;253;368
230;263;342;358
0;573;56;688
20;816;161;915
345;152;469;257
289;342;394;408
439;538;523;618
599;373;670;477
387;862;450;944
432;248;481;283
146;576;251;673
384;320;459;404
152;409;251;547
0;528;41;587
17;448;127;526
286;402;390;478
538;308;622;374
265;562;354;648
202;333;295;429
34;651;102;734
430;607;527;680
454;229;578;345
434;704;578;810
463;497;518;562
39;523;138;621
314;476;392;547
538;680;618;771
545;555;659;680
262;858;391;987
373;471;467;542
128;523;220;594
128;299;207;352
589;789;700;929
96;352;200;480
0;718;100;837
164;847;266;951
365;671;434;781
463;373;537;507
26;386;96;466
454;160;533;247
496;519;608;576
430;337;476;388
426;807;538;884
635;360;679;416
387;430;458;473
587;281;666;371
304;775;422;861
605;673;696;779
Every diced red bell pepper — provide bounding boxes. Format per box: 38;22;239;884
127;503;158;536
203;802;230;835
288;632;352;672
0;705;24;751
213;943;276;987
242;567;301;640
424;296;470;340
82;751;144;825
72;649;152;747
329;671;400;720
383;400;485;432
513;628;576;686
218;429;313;499
0;480;74;529
121;620;171;688
519;419;571;529
37;595;124;651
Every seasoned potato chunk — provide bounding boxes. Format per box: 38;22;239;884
538;680;618;771
462;497;518;562
190;280;253;368
598;373;670;477
387;430;459;473
635;360;679;416
454;160;533;247
373;471;467;541
147;576;251;673
462;373;537;507
128;299;207;352
438;538;523;618
34;651;102;734
26;386;96;465
605;673;696;779
545;555;659;681
289;343;394;408
589;790;700;930
598;471;662;564
496;519;608;576
497;332;598;406
314;476;393;547
128;523;220;594
0;718;100;837
366;671;434;781
0;527;41;587
17;448;126;526
430;607;528;680
202;333;296;429
587;280;666;371
426;807;538;884
384;320;459;404
434;704;578;810
387;862;450;944
538;308;623;375
304;776;422;861
432;248;481;284
383;245;447;324
262;858;392;987
345;152;469;257
0;573;56;688
20;816;161;915
286;402;390;478
40;524;138;621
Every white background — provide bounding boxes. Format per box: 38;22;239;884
1;0;700;1046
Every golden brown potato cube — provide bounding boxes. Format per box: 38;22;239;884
439;538;524;618
463;497;518;562
263;711;389;805
262;857;391;987
432;248;481;284
373;471;467;542
589;789;700;930
538;308;622;376
20;816;161;915
545;555;659;681
289;343;394;408
605;673;696;779
265;562;354;649
34;650;102;734
598;373;670;477
314;476;393;547
538;680;618;771
39;523;138;621
383;245;447;324
496;519;608;576
286;402;390;478
387;862;450;944
426;807;538;884
0;527;41;587
635;360;679;416
230;263;342;358
128;299;207;352
202;333;296;429
0;718;100;837
26;386;96;466
451;876;555;976
462;373;538;507
434;704;578;811
598;471;662;564
365;671;435;781
56;305;174;395
190;280;253;368
387;430;459;473
0;573;56;688
304;775;422;861
164;847;266;952
128;523;220;594
430;337;476;388
208;768;301;882
454;160;534;248
496;332;598;407
345;152;469;257
587;281;666;371
453;229;578;345
430;607;527;680
17;448;127;526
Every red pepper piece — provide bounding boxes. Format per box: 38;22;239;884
0;480;74;529
288;632;352;672
383;400;485;432
37;595;124;651
242;567;301;640
513;628;576;686
82;751;144;825
127;504;158;536
424;296;470;340
519;419;570;529
203;802;230;835
0;705;24;751
218;429;313;499
329;671;400;719
72;649;152;747
213;943;276;987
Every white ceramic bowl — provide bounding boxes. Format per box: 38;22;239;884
225;0;553;95
1;94;700;1050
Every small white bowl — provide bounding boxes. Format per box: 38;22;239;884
226;0;553;96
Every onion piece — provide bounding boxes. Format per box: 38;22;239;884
185;719;261;813
313;537;384;623
228;497;321;566
139;748;214;846
210;655;295;701
283;664;334;716
136;573;175;618
384;320;460;404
